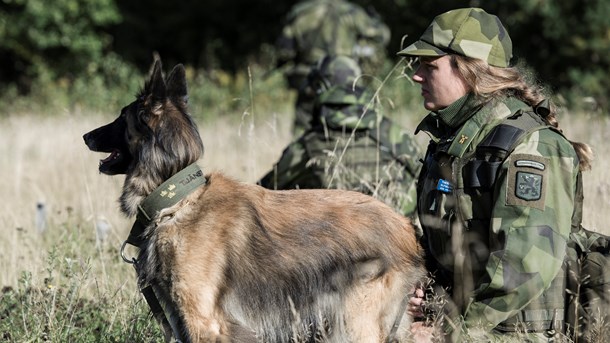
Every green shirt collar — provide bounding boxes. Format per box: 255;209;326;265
415;93;481;138
436;93;481;128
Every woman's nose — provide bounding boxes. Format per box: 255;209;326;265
412;72;424;83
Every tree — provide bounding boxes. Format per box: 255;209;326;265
0;0;121;92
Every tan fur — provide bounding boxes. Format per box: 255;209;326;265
140;173;424;342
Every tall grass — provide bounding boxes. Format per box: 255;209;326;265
0;64;607;342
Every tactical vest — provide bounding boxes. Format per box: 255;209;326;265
303;115;416;191
417;105;567;334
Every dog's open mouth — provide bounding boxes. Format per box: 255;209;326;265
99;149;126;175
100;149;121;165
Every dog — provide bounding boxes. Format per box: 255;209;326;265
83;58;425;343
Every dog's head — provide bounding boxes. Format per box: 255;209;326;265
83;58;204;178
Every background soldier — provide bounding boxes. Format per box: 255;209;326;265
259;55;421;217
275;0;390;135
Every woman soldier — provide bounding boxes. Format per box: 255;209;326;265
399;7;592;342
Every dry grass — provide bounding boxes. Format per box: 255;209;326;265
563;112;610;233
0;108;292;290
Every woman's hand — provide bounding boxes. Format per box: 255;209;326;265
408;286;439;343
408;286;426;318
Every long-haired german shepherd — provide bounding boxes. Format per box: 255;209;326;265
83;58;425;343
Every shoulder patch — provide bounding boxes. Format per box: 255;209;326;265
506;154;549;210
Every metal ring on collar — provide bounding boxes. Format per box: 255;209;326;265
120;240;137;264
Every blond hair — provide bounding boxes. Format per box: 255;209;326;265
452;55;593;171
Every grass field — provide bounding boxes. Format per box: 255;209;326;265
0;79;608;341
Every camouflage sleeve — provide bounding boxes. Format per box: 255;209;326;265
462;128;579;331
388;123;421;217
258;134;316;190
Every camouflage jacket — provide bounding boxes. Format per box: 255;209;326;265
259;85;421;217
276;0;390;84
415;93;579;336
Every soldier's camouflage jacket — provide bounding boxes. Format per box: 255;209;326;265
277;0;390;135
259;85;421;217
276;0;390;89
416;93;579;338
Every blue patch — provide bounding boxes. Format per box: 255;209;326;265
436;179;453;193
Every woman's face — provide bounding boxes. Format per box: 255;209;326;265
412;55;470;111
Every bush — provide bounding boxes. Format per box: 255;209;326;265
0;0;121;93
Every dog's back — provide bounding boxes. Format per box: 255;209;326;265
141;172;424;342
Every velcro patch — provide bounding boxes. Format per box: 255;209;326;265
507;154;549;210
515;172;543;200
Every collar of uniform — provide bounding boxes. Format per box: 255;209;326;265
415;93;479;139
437;92;482;129
446;97;532;158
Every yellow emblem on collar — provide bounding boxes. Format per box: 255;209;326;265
459;135;469;144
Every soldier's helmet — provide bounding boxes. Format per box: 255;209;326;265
307;55;362;95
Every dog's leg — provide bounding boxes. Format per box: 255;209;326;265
343;269;413;343
169;277;232;343
154;228;232;342
343;279;386;342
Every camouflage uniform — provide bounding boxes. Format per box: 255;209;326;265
259;56;421;217
398;8;579;341
276;0;390;135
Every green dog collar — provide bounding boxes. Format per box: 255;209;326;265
126;163;206;247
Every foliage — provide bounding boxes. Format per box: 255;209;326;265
110;0;291;73
0;0;121;93
492;0;610;109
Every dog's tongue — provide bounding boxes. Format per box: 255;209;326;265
101;150;120;164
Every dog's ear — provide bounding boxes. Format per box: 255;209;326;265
146;58;167;105
166;64;188;105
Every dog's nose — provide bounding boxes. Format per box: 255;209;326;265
83;131;95;149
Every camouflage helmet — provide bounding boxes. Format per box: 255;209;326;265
307;55;362;94
397;8;512;67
